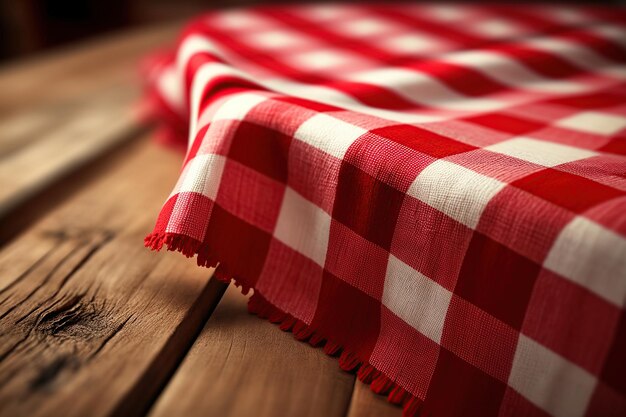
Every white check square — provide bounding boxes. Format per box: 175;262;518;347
274;187;332;267
486;137;597;167
556;112;626;136
544;216;626;307
212;92;268;121
338;17;398;37
383;255;452;344
246;30;312;49
294;114;367;159
408;159;506;229
289;49;361;71
470;19;527;37
423;5;467;21
213;11;268;29
378;33;450;55
509;335;596;417
177;153;226;200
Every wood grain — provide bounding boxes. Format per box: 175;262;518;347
0;22;182;114
0;88;142;219
0;22;183;221
0;136;225;417
149;286;356;417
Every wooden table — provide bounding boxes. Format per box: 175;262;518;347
0;23;401;417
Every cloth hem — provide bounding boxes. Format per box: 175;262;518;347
145;230;422;417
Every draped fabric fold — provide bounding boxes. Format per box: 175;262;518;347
144;4;626;416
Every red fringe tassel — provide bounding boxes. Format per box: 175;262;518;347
145;231;423;416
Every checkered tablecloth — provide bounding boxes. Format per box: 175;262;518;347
143;4;626;416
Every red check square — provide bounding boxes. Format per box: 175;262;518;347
228;120;292;182
426;347;507;417
257;239;324;324
441;296;519;382
391;195;474;291
332;161;405;250
455;232;541;330
513;169;624;214
370;306;441;400
216;159;286;234
325;221;389;300
311;271;381;359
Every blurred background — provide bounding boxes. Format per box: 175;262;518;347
0;0;292;62
1;0;623;63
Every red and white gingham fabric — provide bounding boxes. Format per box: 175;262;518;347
144;4;626;416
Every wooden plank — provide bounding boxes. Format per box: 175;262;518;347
346;380;402;417
149;286;356;417
0;22;182;221
0;88;142;219
0;136;226;417
0;22;182;113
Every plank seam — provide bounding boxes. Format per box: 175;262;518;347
109;276;228;417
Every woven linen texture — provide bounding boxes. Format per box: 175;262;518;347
144;4;626;417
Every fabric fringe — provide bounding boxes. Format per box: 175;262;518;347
145;231;423;416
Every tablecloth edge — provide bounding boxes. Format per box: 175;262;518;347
145;230;423;417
